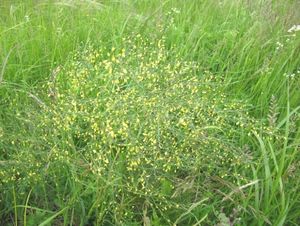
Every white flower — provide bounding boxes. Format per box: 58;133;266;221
284;73;296;79
0;127;3;138
171;8;180;14
288;25;300;33
56;27;62;35
276;41;283;50
25;15;30;22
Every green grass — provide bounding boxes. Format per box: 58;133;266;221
1;0;300;225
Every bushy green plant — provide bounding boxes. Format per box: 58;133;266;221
1;35;272;224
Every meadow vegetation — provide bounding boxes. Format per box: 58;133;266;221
0;0;300;225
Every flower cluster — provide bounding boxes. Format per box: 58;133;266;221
39;35;260;190
1;34;267;223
